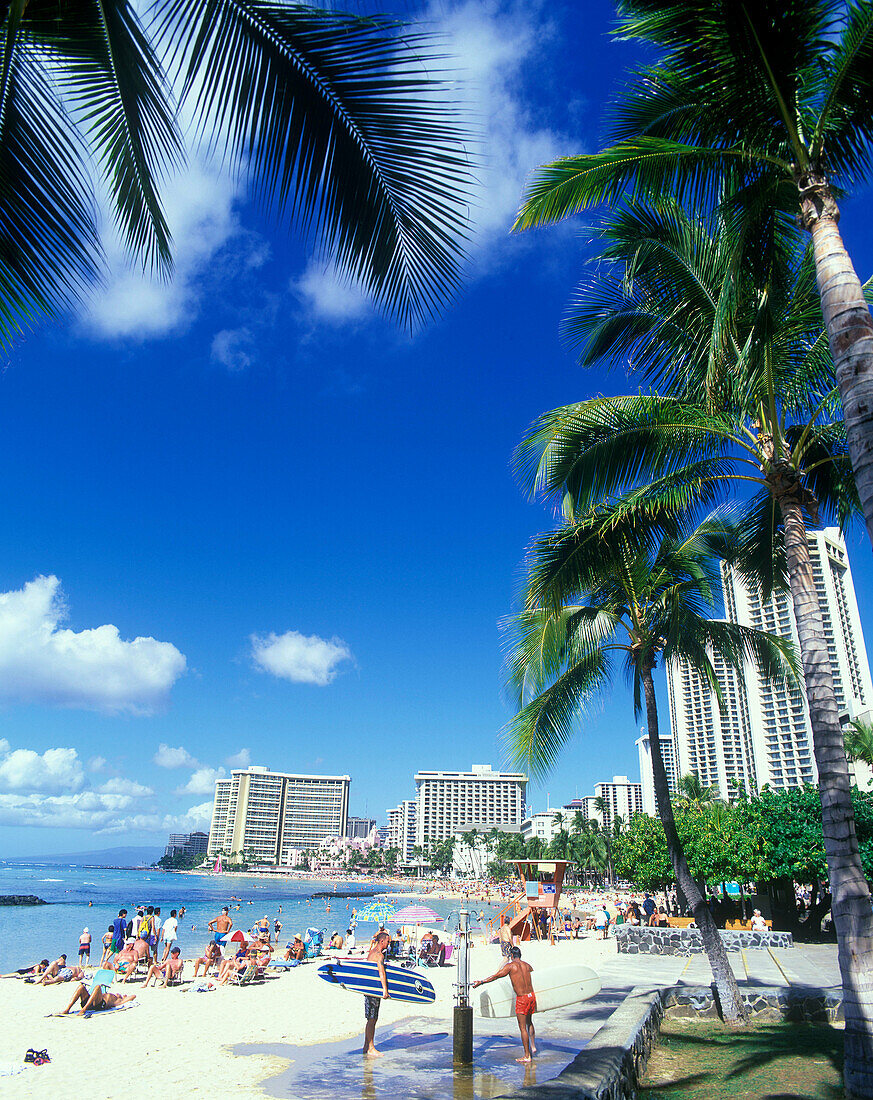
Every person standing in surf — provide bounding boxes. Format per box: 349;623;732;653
473;947;537;1063
363;931;391;1057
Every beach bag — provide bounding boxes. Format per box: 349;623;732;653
303;928;323;958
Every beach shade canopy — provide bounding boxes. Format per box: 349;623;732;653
392;905;443;924
354;901;398;924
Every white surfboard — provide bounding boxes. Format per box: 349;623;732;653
478;964;601;1018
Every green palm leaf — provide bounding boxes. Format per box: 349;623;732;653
157;0;472;328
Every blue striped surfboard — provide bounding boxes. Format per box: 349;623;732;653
317;958;436;1004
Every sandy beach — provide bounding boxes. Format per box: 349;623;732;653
0;935;614;1100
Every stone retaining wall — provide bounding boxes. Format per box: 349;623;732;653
613;924;793;955
664;984;842;1023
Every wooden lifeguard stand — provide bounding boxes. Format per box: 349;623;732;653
508;860;569;940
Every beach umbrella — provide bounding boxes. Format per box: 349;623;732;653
354;901;398;925
392;905;443;924
391;904;444;956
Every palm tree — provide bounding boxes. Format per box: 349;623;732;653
514;197;873;1075
513;0;873;560
676;774;719;806
0;0;472;348
505;508;796;1021
846;720;873;788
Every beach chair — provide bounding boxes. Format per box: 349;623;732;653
231;962;263;986
89;968;115;995
166;960;185;987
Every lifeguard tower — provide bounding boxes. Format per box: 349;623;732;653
490;860;569;942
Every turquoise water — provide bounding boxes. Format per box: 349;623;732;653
0;864;500;972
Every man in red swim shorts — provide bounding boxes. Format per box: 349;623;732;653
473;946;537;1063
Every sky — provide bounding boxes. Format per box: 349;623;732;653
2;0;873;856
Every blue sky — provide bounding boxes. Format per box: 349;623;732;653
2;0;873;856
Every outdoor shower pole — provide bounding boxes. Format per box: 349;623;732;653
453;908;473;1064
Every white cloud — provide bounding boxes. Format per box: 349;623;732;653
435;0;572;248
0;738;211;834
176;766;225;795
225;748;250;768
0;746;85;793
81;163;247;340
291;263;373;326
0;576;186;714
211;327;256;371
291;2;576;328
87;755;107;772
153;743;198;769
250;629;353;686
164;800;214;832
97;777;154;798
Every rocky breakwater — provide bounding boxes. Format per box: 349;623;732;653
0;895;48;906
614;924;793;955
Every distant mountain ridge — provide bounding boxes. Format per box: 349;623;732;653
1;845;163;866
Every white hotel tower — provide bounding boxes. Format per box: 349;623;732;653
413;764;527;849
665;528;873;800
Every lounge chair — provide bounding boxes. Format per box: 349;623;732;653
89;968;115;994
166;961;185;987
230;962;263;986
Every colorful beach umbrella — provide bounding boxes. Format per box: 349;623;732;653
354;901;398;924
392;905;443;924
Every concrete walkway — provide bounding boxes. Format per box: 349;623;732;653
236;937;841;1099
596;939;839;993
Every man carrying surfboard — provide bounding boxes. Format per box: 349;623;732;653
363;931;391;1057
473;947;537;1063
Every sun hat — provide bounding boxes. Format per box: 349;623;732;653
294;933;302;940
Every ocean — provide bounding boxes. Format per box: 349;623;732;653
0;864;502;972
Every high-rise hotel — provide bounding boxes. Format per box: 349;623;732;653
663;528;873;802
413;764;527;849
207;765;350;864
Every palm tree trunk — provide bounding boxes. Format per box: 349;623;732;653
779;494;873;1097
800;173;873;551
642;662;746;1021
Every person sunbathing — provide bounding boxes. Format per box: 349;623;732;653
143;947;184;988
62;981;136;1016
284;935;305;961
2;959;49;979
192;941;222;978
114;941;148;983
40;956;85;985
217;947;249;985
37;956;67;984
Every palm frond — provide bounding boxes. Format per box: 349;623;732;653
156;0;472;328
513;140;785;233
503;652;611;782
34;0;184;270
0;45;100;349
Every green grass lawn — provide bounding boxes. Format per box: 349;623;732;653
639;1018;844;1100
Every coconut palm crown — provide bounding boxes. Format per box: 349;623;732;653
504;505;796;1019
513;0;873;555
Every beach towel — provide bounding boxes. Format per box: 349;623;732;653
49;1000;140;1019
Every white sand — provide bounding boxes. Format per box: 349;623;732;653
0;937;614;1100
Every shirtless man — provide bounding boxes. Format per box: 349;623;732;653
498;916;514;960
208;906;233;943
143;946;184;987
473;946;537;1063
115;939;149;983
362;931;391;1058
62;980;136;1016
